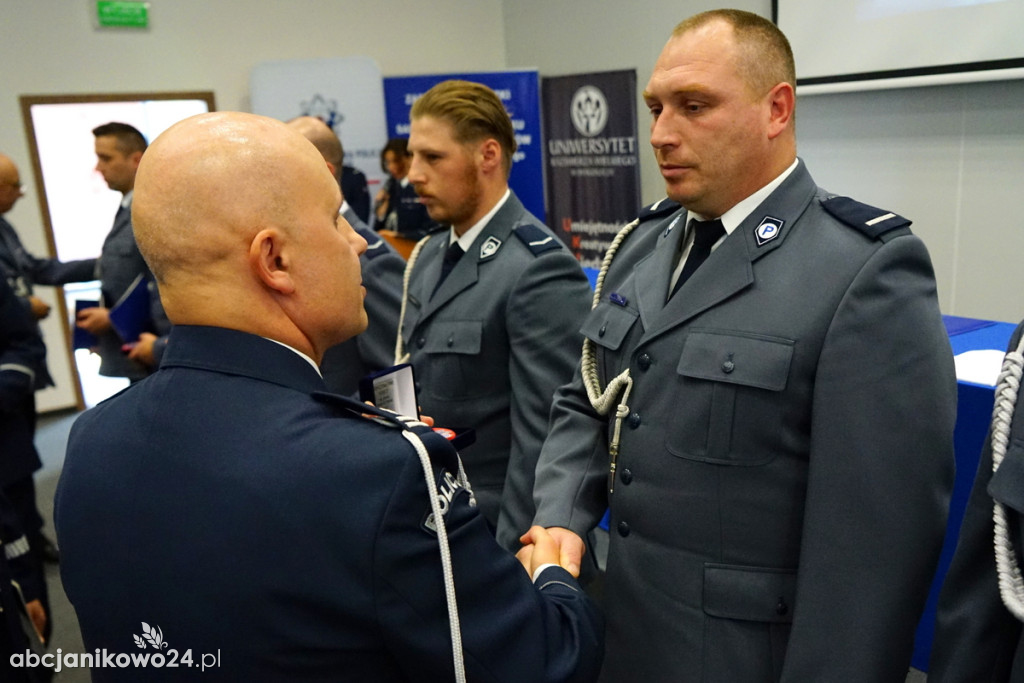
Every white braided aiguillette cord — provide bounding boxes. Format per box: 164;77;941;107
394;235;432;364
400;429;466;682
582;218;639;418
992;334;1024;620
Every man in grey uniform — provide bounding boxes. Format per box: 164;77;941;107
530;10;957;682
76;122;168;379
398;80;591;552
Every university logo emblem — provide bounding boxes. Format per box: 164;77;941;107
571;85;608;137
300;94;344;130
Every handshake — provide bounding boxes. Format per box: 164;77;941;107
515;526;585;579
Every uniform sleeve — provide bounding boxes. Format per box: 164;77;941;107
532;357;615;540
374;432;603;683
496;251;593;549
928;323;1024;682
0;277;44;411
28;256;98;286
780;232;957;681
355;247;406;374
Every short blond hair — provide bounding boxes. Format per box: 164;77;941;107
673;10;795;98
410;80;517;176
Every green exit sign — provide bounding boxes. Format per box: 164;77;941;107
96;1;149;28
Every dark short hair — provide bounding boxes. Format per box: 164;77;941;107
672;10;795;97
92;122;148;155
410;80;516;176
380;138;409;173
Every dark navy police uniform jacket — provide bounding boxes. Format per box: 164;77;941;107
55;325;602;682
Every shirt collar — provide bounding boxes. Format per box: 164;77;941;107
450;188;511;251
121;190;134;209
264;337;323;377
689;159;799;235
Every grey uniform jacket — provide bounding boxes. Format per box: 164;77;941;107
533;160;957;682
929;320;1024;682
320;208;404;395
399;192;591;551
96;202;165;380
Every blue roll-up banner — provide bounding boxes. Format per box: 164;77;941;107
383;70;545;223
542;70;641;269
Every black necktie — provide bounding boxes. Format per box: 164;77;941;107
432;242;464;298
669;218;725;299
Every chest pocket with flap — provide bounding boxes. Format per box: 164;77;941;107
668;330;794;465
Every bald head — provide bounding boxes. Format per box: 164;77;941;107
134;112;333;283
286;116;343;179
0;154;24;215
132;111;366;360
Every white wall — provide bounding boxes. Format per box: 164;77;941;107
2;0;506;410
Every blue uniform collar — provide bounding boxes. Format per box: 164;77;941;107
159;325;327;394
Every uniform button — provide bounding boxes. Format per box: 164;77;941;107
446;335;454;348
598;324;607;338
628;412;641;429
637;353;652;371
775;598;789;616
620;468;633;485
417;337;426;349
617;521;630;537
722;359;735;373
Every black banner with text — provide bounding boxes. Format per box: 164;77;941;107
542;70;640;269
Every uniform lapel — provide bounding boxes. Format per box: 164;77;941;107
638;160;819;344
415;194;522;322
632;210;687;332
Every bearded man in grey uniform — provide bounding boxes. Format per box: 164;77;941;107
397;80;591;552
530;9;957;682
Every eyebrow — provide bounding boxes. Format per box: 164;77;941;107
643;84;715;103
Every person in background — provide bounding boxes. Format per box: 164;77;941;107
0;274;51;665
338;137;371;225
530;10;957;681
398;80;592;552
286;116;405;395
929;318;1024;681
55;111;602;681
0;152;96;565
373;137;434;239
76;122;169;379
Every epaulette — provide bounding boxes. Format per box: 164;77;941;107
514;223;563;256
311;391;462;472
821;196;911;239
362;237;391;261
637;197;682;223
312;391;405;428
352;226;391;261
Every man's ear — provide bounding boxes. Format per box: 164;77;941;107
766;82;795;139
249;228;295;294
477;138;502;175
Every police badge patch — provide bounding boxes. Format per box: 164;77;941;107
754;216;785;246
480;236;502;259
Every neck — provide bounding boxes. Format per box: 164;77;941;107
452;182;508;236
